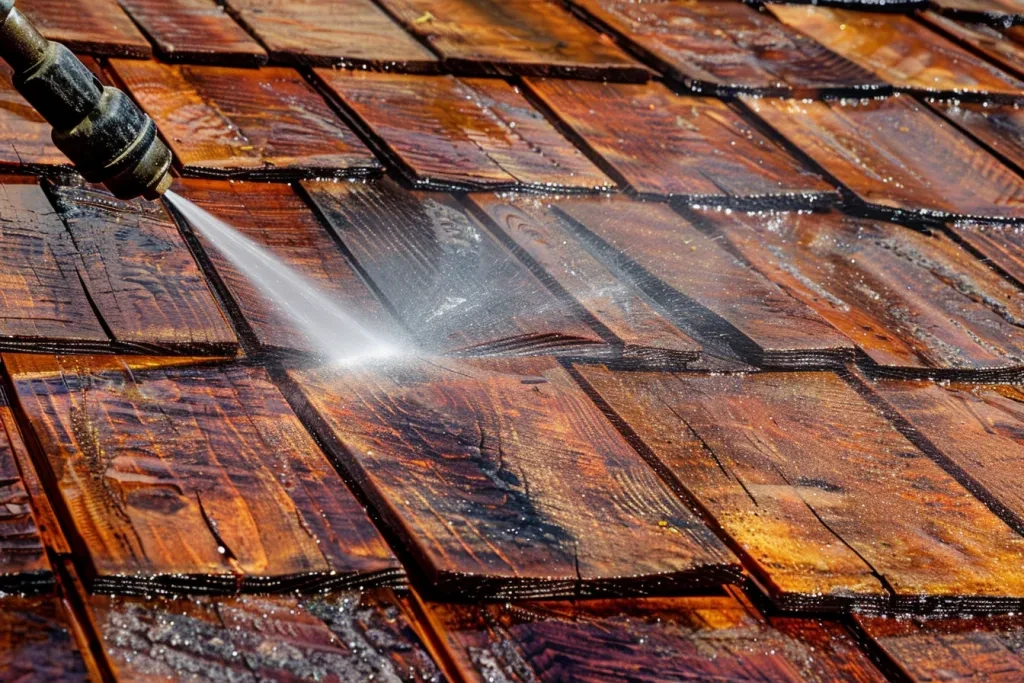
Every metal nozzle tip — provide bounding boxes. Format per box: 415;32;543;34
144;171;173;200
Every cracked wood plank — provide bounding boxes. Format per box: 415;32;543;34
222;0;439;71
420;593;885;682
696;208;1024;379
47;182;238;356
375;0;647;80
466;194;701;367
5;354;401;595
932;100;1024;175
745;95;1024;222
767;4;1024;98
170;178;402;356
551;197;854;367
284;356;739;600
89;590;443;681
0;63;70;173
109;60;380;180
16;0;151;58
575;366;1024;611
0;597;89;681
930;0;1024;26
299;178;606;357
315;71;613;192
524;78;834;205
117;0;268;66
568;0;886;96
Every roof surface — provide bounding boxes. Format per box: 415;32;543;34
1;0;1024;680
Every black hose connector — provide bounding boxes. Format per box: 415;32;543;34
0;0;171;199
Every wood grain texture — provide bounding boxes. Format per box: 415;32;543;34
933;100;1024;176
299;179;607;357
0;597;89;682
524;78;835;204
856;613;1024;681
47;182;238;356
422;594;885;682
117;0;268;66
697;208;1024;379
552;197;855;367
6;354;401;595
745;95;1024;222
316;70;613;192
17;0;151;58
285;356;739;600
466;194;701;367
569;0;886;96
376;0;648;79
0;63;70;173
170;178;402;355
109;60;379;180
576;366;1024;611
91;590;443;681
767;4;1024;97
931;0;1024;26
949;221;1024;286
921;12;1024;80
222;0;439;71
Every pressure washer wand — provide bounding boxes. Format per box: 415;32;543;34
0;0;171;199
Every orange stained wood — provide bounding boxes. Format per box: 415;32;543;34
746;95;1024;221
285;356;740;599
930;0;1024;25
315;70;614;192
524;78;835;203
109;60;380;180
0;597;89;680
16;0;152;58
932;100;1024;176
949;221;1024;286
920;12;1024;80
576;366;1024;611
0;63;70;172
767;4;1024;97
5;353;402;594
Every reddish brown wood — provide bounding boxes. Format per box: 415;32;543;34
768;5;1024;97
316;71;613;192
0;597;89;681
576;366;1024;611
17;0;152;58
6;354;402;595
949;221;1024;286
746;95;1024;222
109;60;379;180
222;0;439;71
552;197;854;367
299;179;607;357
933;100;1024;177
90;590;442;681
931;0;1024;27
285;356;739;600
422;593;885;682
697;208;1024;378
921;12;1024;80
170;178;402;355
569;0;886;96
466;194;701;367
117;0;268;66
47;182;238;356
376;0;647;79
524;78;835;204
0;63;69;173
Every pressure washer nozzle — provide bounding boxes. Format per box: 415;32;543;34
0;0;172;200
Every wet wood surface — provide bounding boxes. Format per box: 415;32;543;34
47;182;238;356
299;179;606;357
767;4;1024;97
0;63;71;173
117;0;268;66
90;589;443;681
949;221;1024;286
170;178;402;355
569;0;886;96
0;597;89;681
524;78;835;204
285;356;739;600
109;60;379;180
856;612;1024;681
466;194;701;367
745;95;1024;222
376;0;647;79
921;12;1024;80
316;71;613;192
17;0;152;58
931;0;1024;26
697;208;1024;378
552;198;855;367
422;593;885;682
6;354;402;595
222;0;439;71
933;100;1024;176
576;366;1024;611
